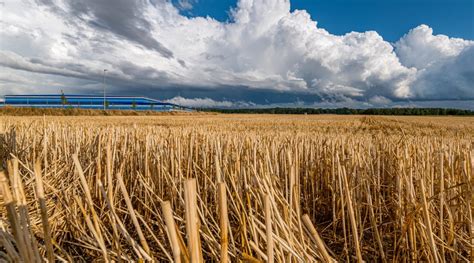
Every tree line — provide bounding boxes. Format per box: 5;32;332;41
200;107;474;115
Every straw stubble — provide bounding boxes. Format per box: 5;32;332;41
0;114;472;262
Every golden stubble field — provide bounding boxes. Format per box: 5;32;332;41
0;114;473;262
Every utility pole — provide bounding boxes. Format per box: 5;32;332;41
103;69;107;110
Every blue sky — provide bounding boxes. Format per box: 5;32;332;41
1;0;473;108
178;0;474;42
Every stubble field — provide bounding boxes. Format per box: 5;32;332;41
0;114;473;262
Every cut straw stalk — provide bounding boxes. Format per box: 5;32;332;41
242;252;264;263
98;181;151;261
264;194;274;263
470;150;474;263
72;154;105;247
439;153;445;261
302;214;334;262
419;176;439;263
341;167;363;263
0;171;30;262
184;178;202;263
218;182;229;263
116;172;151;256
365;182;386;263
74;195;109;260
11;159;40;262
161;201;182;263
34;160;54;262
0;228;21;262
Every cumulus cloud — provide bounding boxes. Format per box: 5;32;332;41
165;96;255;108
49;0;175;58
175;0;199;11
395;25;473;69
0;0;473;107
409;46;474;99
395;25;474;99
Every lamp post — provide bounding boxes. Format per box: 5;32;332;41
103;69;107;110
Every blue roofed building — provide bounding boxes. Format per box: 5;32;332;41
1;94;189;112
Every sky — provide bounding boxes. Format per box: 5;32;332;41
178;0;474;42
0;0;473;108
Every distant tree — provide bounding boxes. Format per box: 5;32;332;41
199;107;474;116
60;90;67;107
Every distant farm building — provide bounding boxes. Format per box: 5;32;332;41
1;94;188;111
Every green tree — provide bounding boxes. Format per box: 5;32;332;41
60;90;67;107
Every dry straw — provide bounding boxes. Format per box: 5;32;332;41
0;114;473;262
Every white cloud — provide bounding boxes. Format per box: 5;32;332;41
176;0;198;11
395;25;473;69
0;0;472;106
165;96;255;108
395;25;474;99
409;46;474;99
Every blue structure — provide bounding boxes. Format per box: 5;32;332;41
1;94;188;111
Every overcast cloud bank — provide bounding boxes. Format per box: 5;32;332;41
0;0;473;107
